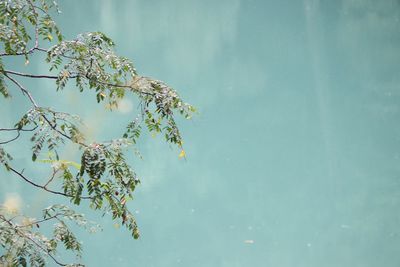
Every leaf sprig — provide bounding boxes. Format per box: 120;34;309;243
0;0;195;265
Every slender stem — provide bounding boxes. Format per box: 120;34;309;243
3;73;38;107
4;70;57;79
0;47;48;57
0;126;38;132
17;214;61;228
43;169;59;188
0;126;38;145
2;69;154;96
0;131;20;145
40;114;88;148
3;69;78;80
36;47;49;53
3;71;88;147
0;47;39;57
7;165;92;200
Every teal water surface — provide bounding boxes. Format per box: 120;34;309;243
2;0;400;266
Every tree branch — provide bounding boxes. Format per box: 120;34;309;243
16;213;62;228
0;47;49;57
1;69;154;96
3;73;38;107
2;72;88;147
0;126;38;132
0;131;20;145
40;114;88;148
2;70;73;80
43;169;59;189
7;165;92;200
0;214;68;266
0;0;40;58
0;126;38;145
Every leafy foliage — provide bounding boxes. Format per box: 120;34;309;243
0;0;62;57
0;204;99;266
13;107;84;161
0;0;194;266
0;145;12;170
0;60;10;98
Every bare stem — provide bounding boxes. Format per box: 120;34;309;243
43;169;59;189
2;69;154;96
0;126;38;145
0;126;38;132
16;214;62;228
3;69;77;80
0;131;20;145
3;73;38;107
7;165;92;200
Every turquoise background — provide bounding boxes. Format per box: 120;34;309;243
2;0;400;266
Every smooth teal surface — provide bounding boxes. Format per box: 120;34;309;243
2;0;400;266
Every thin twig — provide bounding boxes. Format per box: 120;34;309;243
2;69;154;96
0;131;20;145
0;47;48;57
43;169;59;188
40;114;88;148
0;126;38;145
3;73;38;107
3;71;88;147
16;214;62;228
0;126;38;132
7;165;92;200
2;69;78;80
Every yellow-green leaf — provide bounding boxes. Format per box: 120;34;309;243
178;149;186;159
